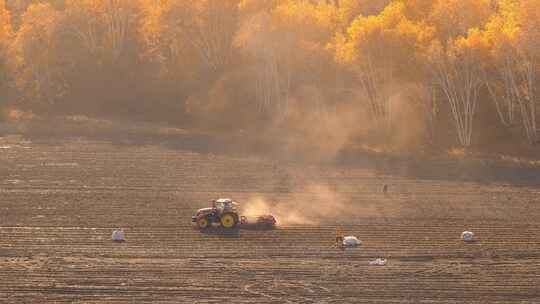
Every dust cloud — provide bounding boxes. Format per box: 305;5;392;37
241;184;348;226
250;83;432;163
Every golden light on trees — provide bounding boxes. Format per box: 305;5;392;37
0;0;11;43
0;0;540;148
337;1;434;132
0;0;12;104
430;0;493;42
11;2;64;105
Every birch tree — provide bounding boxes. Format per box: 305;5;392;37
158;0;239;72
484;0;540;143
428;30;489;147
236;12;286;116
236;1;336;118
0;0;12;105
336;1;433;131
63;0;138;63
407;83;439;143
0;0;10;45
513;0;540;144
423;0;493;147
429;0;492;42
0;0;11;66
63;0;101;57
12;3;65;106
101;0;136;63
484;46;520;127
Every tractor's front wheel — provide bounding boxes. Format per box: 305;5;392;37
197;217;211;229
220;213;237;228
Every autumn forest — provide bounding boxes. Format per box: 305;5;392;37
0;0;539;155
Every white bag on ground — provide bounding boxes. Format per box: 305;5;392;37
112;229;125;242
461;231;474;242
369;258;387;266
342;236;361;247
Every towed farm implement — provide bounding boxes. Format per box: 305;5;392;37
192;198;276;229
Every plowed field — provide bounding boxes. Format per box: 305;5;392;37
1;138;539;303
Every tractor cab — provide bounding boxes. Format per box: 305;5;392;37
212;198;238;213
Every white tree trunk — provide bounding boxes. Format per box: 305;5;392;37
178;1;237;71
103;0;132;62
514;59;537;144
412;83;439;143
357;52;393;132
432;51;482;147
484;53;518;127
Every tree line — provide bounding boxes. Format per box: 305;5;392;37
0;0;539;150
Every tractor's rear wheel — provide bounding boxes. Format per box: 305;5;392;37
220;213;237;228
197;217;211;229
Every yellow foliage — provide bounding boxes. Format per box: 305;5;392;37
447;147;466;158
482;0;540;62
403;0;434;20
6;108;35;121
10;2;63;102
238;0;274;12
274;1;320;28
451;28;491;61
430;0;492;41
138;0;164;47
517;0;540;43
482;1;519;63
15;3;60;54
337;1;434;70
0;0;12;46
487;1;519;39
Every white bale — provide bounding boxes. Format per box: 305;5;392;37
369;258;387;266
342;236;361;247
461;231;474;242
112;229;125;242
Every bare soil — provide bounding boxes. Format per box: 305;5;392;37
1;136;539;303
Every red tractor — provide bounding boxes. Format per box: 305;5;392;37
192;198;239;229
192;198;276;229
